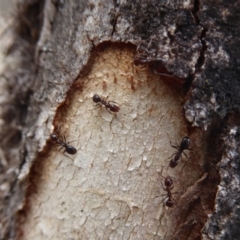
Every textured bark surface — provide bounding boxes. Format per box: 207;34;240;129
0;0;239;239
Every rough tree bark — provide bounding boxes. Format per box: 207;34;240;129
0;0;240;240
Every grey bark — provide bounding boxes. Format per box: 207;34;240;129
0;0;240;239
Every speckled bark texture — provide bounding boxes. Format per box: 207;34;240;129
0;0;240;239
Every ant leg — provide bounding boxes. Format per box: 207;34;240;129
160;180;167;192
63;153;74;160
162;196;168;202
93;103;102;109
183;152;189;159
159;193;169;198
171;191;183;197
160;164;169;173
58;146;64;152
109;114;124;131
158;169;172;183
158;171;166;181
170;141;179;150
106;107;116;115
62;149;74;160
167;152;176;160
57;123;63;133
59;134;66;143
62;134;67;142
66;139;78;144
108;100;118;105
60;134;77;145
56;145;64;153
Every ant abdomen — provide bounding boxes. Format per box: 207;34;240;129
165;199;174;208
108;102;120;112
170;159;178;168
66;145;77;155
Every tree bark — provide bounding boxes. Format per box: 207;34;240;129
0;0;240;239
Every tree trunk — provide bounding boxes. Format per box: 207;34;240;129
0;0;240;239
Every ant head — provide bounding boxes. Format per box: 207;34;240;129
51;134;58;141
164;177;173;188
165;199;174;207
93;94;101;103
181;137;190;149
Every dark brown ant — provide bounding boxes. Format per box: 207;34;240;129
51;133;77;156
93;94;120;114
169;136;191;168
161;176;175;207
158;171;183;207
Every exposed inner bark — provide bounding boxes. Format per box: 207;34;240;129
17;43;208;240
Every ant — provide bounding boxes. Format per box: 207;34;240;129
161;176;175;207
92;94;120;114
169;136;191;168
51;133;77;157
